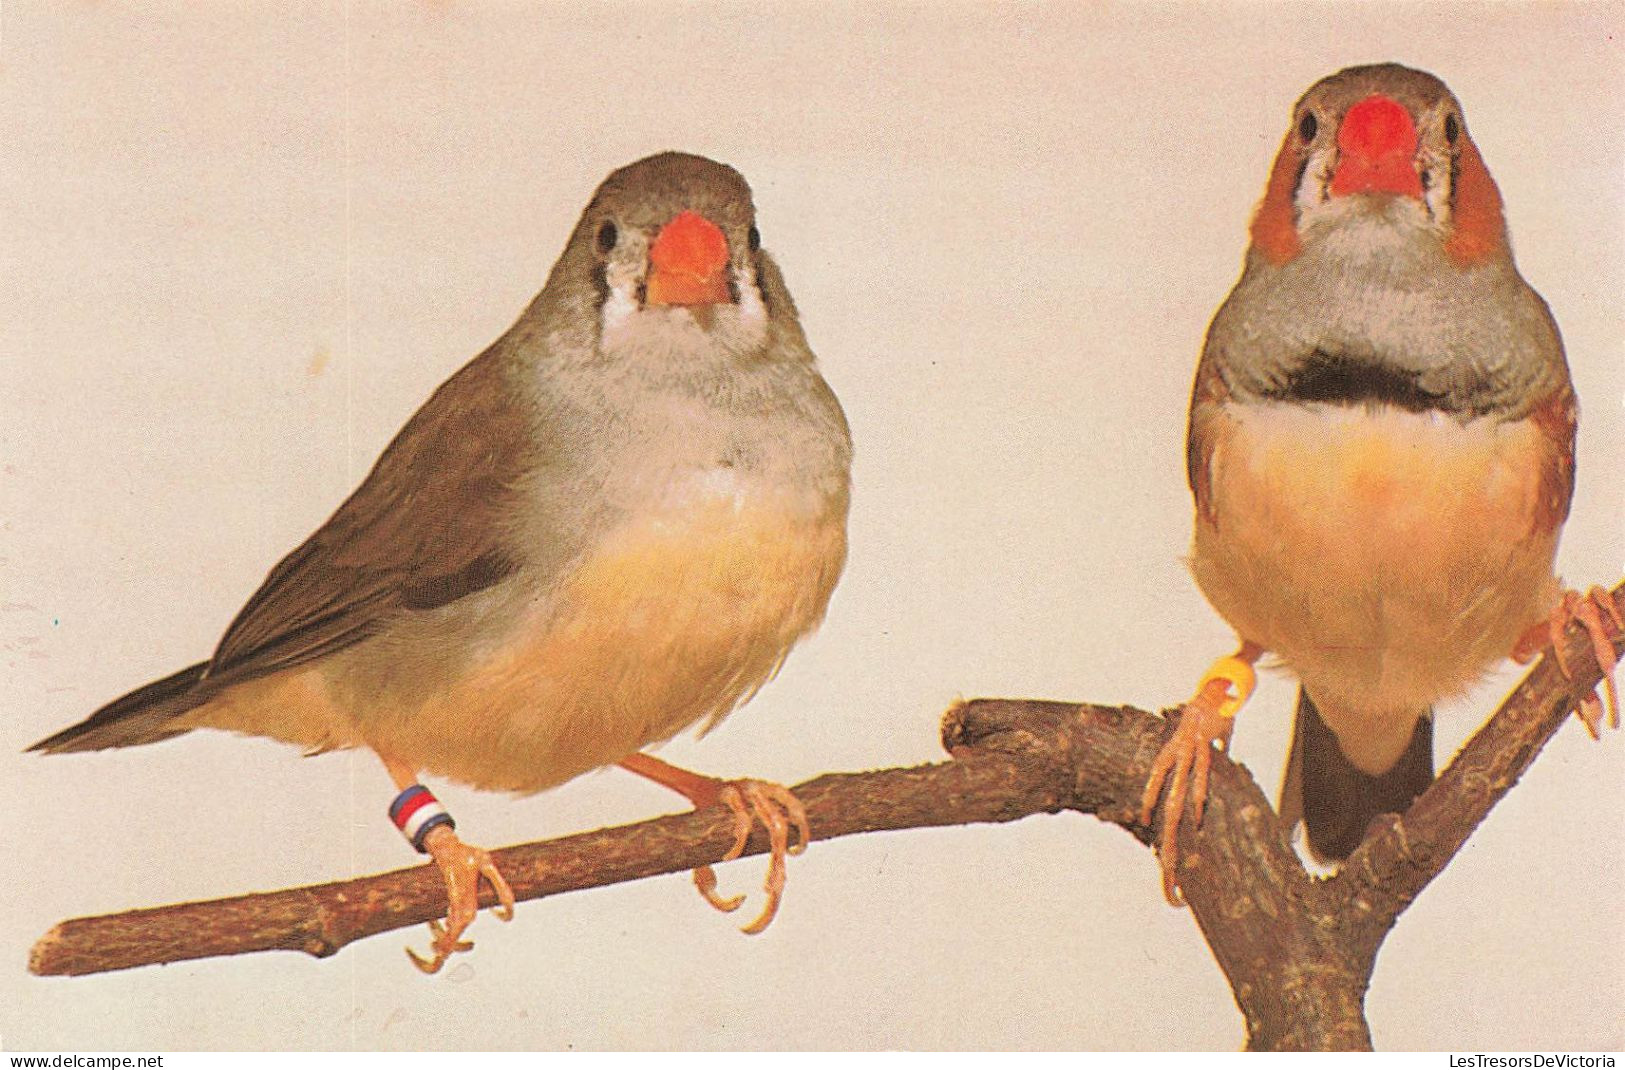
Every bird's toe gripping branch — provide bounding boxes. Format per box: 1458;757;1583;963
408;826;516;974
1141;648;1259;907
703;779;809;935
1514;586;1625;738
386;784;515;975
619;753;809;934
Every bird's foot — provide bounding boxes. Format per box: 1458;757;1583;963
1140;653;1255;907
1514;587;1624;738
696;778;809;935
406;825;516;975
617;752;807;934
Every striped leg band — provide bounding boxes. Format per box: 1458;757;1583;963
389;785;455;853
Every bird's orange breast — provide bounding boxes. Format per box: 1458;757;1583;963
385;487;847;793
186;478;847;794
1191;402;1559;771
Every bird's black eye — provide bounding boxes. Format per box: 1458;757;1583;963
747;225;760;252
1444;115;1459;145
1298;112;1318;143
595;220;618;256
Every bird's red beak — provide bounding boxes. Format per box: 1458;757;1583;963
646;210;731;307
1330;94;1424;199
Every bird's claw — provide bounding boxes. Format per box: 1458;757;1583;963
406;827;516;975
692;863;746;913
407;919;475;974
1141;659;1252;907
694;779;809;935
1517;586;1624;737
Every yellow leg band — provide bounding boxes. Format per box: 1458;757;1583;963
1197;655;1258;719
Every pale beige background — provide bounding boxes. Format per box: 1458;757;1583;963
3;0;1621;1053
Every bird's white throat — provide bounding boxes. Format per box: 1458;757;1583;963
599;257;768;359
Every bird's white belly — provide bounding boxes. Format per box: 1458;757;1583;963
1191;402;1558;770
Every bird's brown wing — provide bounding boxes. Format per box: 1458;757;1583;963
203;351;530;688
1527;386;1577;538
1186;357;1230;525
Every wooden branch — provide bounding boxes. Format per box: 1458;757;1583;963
1337;592;1624;961
28;582;1623;1053
1150;738;1367;1050
29;728;1074;979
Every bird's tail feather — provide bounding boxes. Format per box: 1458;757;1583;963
27;662;209;754
1278;688;1433;862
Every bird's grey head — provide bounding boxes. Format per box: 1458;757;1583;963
565;152;772;357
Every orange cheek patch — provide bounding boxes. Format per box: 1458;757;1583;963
1444;137;1506;265
1250;132;1304;265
